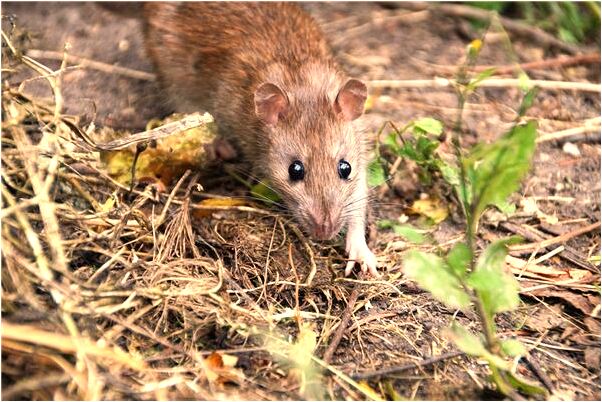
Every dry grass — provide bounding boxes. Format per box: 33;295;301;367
0;27;418;401
2;12;600;400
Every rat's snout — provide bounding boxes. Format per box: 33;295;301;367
307;209;341;240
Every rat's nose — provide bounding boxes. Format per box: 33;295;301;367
308;210;339;240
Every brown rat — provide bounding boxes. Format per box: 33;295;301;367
138;2;377;276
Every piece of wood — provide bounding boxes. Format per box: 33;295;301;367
322;279;363;364
509;221;601;252
500;222;598;273
473;53;601;75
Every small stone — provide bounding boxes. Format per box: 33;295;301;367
118;39;130;52
562;142;581;157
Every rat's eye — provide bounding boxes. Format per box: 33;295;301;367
338;159;351;180
288;160;305;181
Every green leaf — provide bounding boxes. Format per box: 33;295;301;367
376;219;396;230
468;67;497;91
413;117;443;136
465;121;537;219
393;224;426;244
367;158;387;187
415;136;440;160
377;220;426;244
517;86;539;117
467;237;522;317
467;2;508;12
445;323;512;370
250;181;281;203
445;322;487;356
558;27;577;43
399;142;419;161
476;236;522;271
505;371;548;398
435;159;463;195
494;200;517;215
382;132;401;153
500;339;526;357
447;243;471;278
403;251;471;309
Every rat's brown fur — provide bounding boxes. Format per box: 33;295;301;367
138;2;377;274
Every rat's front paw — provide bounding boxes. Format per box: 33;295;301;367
345;236;378;277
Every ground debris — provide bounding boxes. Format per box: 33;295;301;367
2;3;601;400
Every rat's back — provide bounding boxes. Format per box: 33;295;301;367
143;2;333;118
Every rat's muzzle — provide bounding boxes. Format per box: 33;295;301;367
307;210;342;240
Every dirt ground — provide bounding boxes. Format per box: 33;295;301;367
1;2;601;400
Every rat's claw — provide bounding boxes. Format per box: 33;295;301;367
344;238;379;277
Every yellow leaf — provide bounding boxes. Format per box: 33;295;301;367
470;39;482;52
99;194;116;213
409;197;449;224
100;113;218;186
199;198;247;207
192;197;248;219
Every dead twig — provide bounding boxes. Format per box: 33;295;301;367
331;10;429;45
72;112;214;151
351;350;465;380
370;77;601;93
522;353;556;395
1;372;71;400
473;53;601;75
500;221;599;273
537;117;601;144
509;221;601;253
427;53;601;76
25;49;156;81
322;276;364;364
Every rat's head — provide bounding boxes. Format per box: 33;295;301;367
253;77;368;240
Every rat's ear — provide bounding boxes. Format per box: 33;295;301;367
254;83;289;126
334;79;367;121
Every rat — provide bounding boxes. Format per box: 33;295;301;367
113;2;378;276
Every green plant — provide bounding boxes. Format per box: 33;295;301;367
468;2;601;44
396;39;545;398
369;116;456;188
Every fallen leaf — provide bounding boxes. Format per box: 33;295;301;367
523;304;566;332
525;288;597;315
507;255;593;282
408;196;449;224
100;113;218;186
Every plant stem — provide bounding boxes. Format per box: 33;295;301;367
451;43;502;366
491;364;525;400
